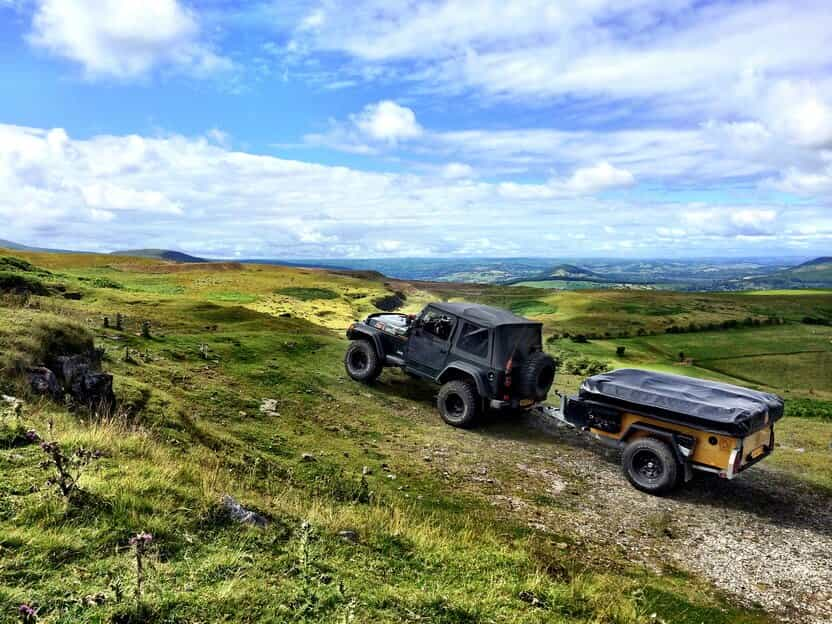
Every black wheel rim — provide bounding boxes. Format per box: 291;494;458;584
349;349;368;372
444;393;466;420
632;449;663;481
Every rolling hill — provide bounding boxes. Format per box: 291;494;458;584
0;248;830;622
111;248;208;263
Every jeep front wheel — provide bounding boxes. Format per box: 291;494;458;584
437;380;480;428
344;340;381;383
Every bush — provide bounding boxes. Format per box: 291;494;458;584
553;352;610;376
0;315;94;376
0;271;51;296
616;346;626;357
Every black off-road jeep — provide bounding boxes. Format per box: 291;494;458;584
344;302;556;427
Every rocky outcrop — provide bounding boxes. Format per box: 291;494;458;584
27;367;62;399
27;351;114;411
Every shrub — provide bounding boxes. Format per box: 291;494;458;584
616;346;626;357
0;315;94;377
0;272;51;296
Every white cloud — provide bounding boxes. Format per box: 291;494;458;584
564;162;634;193
27;0;231;79
351;100;422;143
441;162;474;179
683;207;778;237
1;123;826;257
289;1;832;113
498;162;634;199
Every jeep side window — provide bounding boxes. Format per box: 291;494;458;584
421;310;455;341
456;321;489;359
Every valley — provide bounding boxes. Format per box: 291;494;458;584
1;248;831;623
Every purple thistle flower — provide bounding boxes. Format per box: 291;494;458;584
24;430;40;442
129;532;153;546
18;603;38;622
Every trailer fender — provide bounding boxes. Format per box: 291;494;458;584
620;422;697;468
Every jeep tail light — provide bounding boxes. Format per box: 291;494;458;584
504;356;513;391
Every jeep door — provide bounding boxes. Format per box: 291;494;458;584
405;307;456;377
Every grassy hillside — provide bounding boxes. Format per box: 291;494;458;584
2;249;830;622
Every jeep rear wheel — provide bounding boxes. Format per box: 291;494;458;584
437;380;480;428
344;340;381;383
622;437;679;496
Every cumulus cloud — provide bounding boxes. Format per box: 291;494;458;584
683;207;778;237
498;162;634;199
0;123;825;257
564;162;634;193
441;162;474;179
27;0;231;79
351;100;422;143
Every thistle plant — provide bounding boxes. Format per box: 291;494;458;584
38;439;100;500
115;312;124;331
18;604;38;623
130;532;153;603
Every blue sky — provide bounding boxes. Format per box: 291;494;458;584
0;0;830;259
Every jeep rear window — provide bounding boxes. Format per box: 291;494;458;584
456;321;489;359
494;325;542;365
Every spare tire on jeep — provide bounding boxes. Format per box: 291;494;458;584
516;351;556;401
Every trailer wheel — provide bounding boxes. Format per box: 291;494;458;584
622;437;679;495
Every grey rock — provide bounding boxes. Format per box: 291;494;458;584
221;495;269;528
301;453;316;462
337;530;359;543
26;367;62;399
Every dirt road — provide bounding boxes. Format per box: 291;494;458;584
410;405;832;624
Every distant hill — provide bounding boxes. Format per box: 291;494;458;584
788;257;832;277
723;256;832;290
543;263;604;281
111;249;207;263
0;239;81;254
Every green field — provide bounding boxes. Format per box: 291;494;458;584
2;249;831;623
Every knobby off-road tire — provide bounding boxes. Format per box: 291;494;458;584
622;436;679;496
437;380;480;428
344;340;382;383
516;351;556;401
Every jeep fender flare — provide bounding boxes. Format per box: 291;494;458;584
346;326;383;358
437;363;488;397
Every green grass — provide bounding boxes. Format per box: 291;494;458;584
276;287;339;300
510;299;558;316
3;249;828;622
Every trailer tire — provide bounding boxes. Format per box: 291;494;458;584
344;340;381;383
437;380;480;428
622;437;678;496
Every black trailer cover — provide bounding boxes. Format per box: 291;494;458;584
578;368;784;436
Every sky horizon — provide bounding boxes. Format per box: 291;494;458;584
1;1;831;259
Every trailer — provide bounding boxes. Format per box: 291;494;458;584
539;368;784;495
